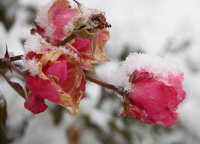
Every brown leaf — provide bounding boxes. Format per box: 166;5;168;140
0;69;25;99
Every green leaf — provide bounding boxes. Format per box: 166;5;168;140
0;70;25;100
74;28;94;39
91;30;99;59
0;94;7;137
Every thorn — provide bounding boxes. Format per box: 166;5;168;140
5;45;9;59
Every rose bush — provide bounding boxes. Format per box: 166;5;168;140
24;35;86;115
34;0;110;75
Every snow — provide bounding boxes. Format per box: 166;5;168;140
109;53;182;92
24;33;45;54
63;21;75;32
1;0;200;143
58;46;79;59
23;58;40;76
35;0;55;43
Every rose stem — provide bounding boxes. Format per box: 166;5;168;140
85;74;124;96
5;60;26;78
0;33;77;63
56;33;76;47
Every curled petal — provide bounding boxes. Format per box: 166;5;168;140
71;29;110;76
129;77;179;126
26;76;60;103
44;59;67;84
24;92;48;114
37;49;86;115
48;0;78;43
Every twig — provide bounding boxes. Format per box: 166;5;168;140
85;75;124;96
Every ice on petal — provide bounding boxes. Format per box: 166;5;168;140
35;0;54;29
24;34;45;54
35;0;55;42
23;57;40;76
109;53;182;92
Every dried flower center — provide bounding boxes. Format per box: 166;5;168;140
89;13;112;29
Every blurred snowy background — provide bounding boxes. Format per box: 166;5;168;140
1;0;200;144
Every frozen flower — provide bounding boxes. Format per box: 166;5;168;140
110;53;186;126
24;35;86;115
34;0;110;76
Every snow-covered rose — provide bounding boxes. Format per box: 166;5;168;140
23;34;86;115
34;0;110;75
110;53;186;126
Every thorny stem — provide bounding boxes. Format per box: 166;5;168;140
0;55;23;62
85;75;124;96
5;60;26;78
0;34;77;63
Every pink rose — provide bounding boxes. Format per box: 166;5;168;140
24;45;86;115
120;70;186;126
34;0;110;75
110;53;186;126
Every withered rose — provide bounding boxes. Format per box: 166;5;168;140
34;0;110;76
24;37;86;115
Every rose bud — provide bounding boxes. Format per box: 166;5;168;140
109;53;186;126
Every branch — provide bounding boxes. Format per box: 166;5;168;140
5;60;26;78
85;75;124;96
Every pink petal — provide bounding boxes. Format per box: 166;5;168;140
34;22;45;37
126;104;154;124
72;37;91;53
24;92;48;114
50;1;76;41
44;59;67;84
129;77;179;126
26;76;60;103
168;74;186;104
25;51;42;60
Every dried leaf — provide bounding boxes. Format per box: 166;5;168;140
0;70;25;99
91;30;99;59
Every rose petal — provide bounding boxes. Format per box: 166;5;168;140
48;0;77;41
129;77;178;126
25;51;42;60
27;76;60;103
24;92;48;114
44;59;67;84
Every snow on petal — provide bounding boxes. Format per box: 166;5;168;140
109;53;183;92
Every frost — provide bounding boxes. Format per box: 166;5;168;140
24;33;45;54
63;22;75;32
23;57;40;76
76;4;102;24
109;53;182;92
58;46;79;59
44;24;56;44
35;0;55;42
35;0;54;29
